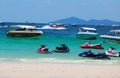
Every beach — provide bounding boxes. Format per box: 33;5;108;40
0;0;120;77
0;24;120;78
0;62;120;78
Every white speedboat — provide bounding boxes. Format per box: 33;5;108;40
7;25;43;37
76;27;98;40
40;25;55;29
39;24;66;30
100;30;120;43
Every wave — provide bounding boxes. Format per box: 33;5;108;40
0;57;120;65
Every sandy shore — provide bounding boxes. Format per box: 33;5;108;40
0;62;120;78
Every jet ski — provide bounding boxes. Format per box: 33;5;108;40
105;51;120;57
52;49;69;53
80;43;104;49
52;47;69;53
78;50;110;60
37;48;52;54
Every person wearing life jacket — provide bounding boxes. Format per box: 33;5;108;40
56;44;70;52
37;45;48;53
83;42;91;46
105;47;119;57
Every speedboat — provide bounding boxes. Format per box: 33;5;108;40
80;43;104;49
76;27;98;40
55;24;67;30
78;50;110;60
6;25;43;37
40;25;55;29
39;24;66;30
100;30;120;43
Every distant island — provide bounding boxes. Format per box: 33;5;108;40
50;17;120;25
0;17;120;26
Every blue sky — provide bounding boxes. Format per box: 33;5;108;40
0;0;120;23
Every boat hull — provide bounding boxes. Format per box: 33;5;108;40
52;50;69;53
7;31;42;37
101;35;120;43
105;52;120;57
81;45;104;49
76;34;98;40
78;50;110;60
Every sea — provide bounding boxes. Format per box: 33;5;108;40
0;23;120;64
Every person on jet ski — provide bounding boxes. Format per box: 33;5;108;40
83;42;91;46
105;47;120;57
37;45;49;53
56;44;70;52
83;42;101;46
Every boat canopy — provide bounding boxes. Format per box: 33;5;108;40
81;27;96;31
110;30;120;33
10;25;36;29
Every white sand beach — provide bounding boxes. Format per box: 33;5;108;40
0;62;120;78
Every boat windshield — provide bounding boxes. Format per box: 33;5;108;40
16;28;37;31
108;32;120;37
80;27;97;33
81;29;96;33
9;25;38;31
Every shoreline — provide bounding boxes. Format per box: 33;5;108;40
0;58;120;65
0;62;120;78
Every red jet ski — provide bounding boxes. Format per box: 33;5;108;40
37;48;48;53
37;48;52;54
37;45;52;54
80;43;104;49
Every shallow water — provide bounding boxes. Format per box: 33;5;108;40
0;25;120;64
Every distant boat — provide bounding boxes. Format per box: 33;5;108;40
100;30;120;43
76;27;98;40
71;23;78;26
6;25;43;37
39;23;67;30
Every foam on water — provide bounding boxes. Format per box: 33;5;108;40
0;57;120;65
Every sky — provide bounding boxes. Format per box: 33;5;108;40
0;0;120;23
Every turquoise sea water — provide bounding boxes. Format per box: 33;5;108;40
0;25;120;64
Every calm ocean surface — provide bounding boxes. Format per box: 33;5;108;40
0;24;120;64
